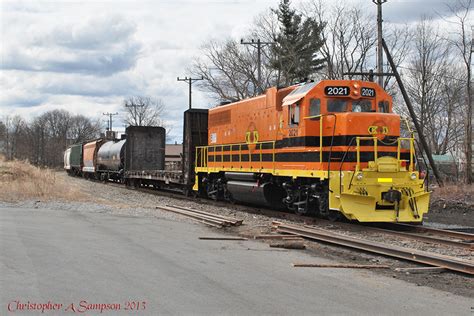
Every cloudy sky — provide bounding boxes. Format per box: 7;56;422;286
0;0;459;142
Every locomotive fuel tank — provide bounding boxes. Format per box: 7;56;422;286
224;172;286;209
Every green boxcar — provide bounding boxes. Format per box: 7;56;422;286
69;143;83;175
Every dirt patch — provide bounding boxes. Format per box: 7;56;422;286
425;184;474;227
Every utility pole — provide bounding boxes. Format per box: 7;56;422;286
240;38;274;93
103;112;118;131
373;0;387;87
177;76;204;109
382;38;443;187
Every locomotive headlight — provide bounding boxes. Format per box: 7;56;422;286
356;172;363;180
410;173;417;180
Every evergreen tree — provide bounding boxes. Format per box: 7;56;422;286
271;0;325;86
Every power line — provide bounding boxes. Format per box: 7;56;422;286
177;76;204;110
103;112;118;131
240;38;274;94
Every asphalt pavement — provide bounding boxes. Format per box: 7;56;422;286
0;206;471;315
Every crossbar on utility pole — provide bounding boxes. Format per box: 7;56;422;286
177;76;204;109
373;0;387;87
240;38;274;94
343;70;393;83
103;112;118;131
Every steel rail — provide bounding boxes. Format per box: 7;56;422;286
348;226;473;250
273;222;474;275
167;204;243;226
156;205;243;228
387;223;474;241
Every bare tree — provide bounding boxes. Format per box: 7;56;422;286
192;40;268;102
442;0;473;183
68;115;102;143
404;18;451;150
0;110;102;167
306;1;376;80
123;96;166;127
0;116;27;160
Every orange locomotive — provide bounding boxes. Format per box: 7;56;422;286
194;80;430;222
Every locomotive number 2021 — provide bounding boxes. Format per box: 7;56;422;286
324;86;350;96
361;87;376;97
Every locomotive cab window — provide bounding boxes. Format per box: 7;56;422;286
327;99;348;112
352;100;373;112
289;103;300;125
309;98;321;119
378;101;390;113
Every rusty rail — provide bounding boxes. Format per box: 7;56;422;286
356;226;473;250
387;223;474;241
156;204;243;228
273;221;474;275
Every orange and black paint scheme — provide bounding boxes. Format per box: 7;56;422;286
194;80;430;222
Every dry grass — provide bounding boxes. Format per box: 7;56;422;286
0;156;86;202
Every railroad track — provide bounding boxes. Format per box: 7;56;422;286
88;178;474;267
385;223;474;242
272;221;474;276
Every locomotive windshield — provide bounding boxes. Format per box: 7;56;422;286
352;99;372;112
327;99;348;112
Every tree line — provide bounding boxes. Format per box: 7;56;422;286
0;110;102;168
0;97;166;168
191;0;472;183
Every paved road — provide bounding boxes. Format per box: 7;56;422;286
0;206;471;315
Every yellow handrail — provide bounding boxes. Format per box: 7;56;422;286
195;140;276;172
355;136;378;172
397;137;414;171
303;114;326;164
354;136;415;172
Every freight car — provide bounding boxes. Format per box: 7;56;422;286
194;80;430;223
63;80;430;223
123;110;208;195
82;139;104;179
64;143;83;176
97;138;126;182
64;109;208;194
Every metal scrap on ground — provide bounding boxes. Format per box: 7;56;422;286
255;234;302;240
156;204;243;228
394;267;447;274
199;236;248;240
292;263;390;269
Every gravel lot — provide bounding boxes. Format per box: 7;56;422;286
2;172;472;298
